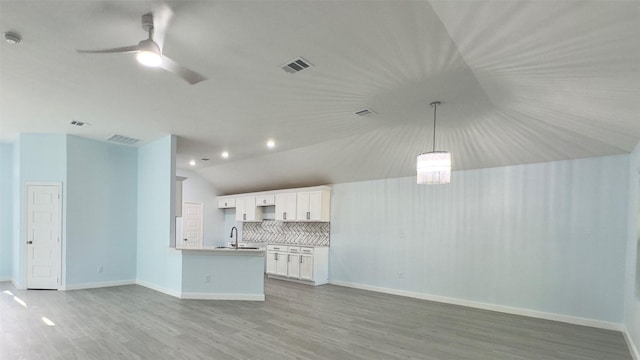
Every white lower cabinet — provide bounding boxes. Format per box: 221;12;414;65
266;245;328;286
287;247;301;278
266;245;288;277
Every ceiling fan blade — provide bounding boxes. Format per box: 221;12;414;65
76;45;140;54
160;56;207;85
152;4;174;52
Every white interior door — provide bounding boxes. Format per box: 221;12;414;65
26;184;62;289
181;202;203;248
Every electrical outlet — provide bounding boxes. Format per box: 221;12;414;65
97;265;103;273
397;272;405;279
204;274;210;283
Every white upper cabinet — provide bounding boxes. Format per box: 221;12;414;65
217;197;236;209
256;194;275;207
275;193;297;221
217;185;331;223
296;190;330;222
235;196;263;222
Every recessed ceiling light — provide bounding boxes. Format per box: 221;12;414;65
3;32;21;45
189;160;196;166
266;139;276;149
221;151;229;159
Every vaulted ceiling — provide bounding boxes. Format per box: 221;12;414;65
1;1;639;194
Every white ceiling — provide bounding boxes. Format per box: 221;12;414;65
1;1;639;194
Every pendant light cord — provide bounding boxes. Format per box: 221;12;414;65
430;101;440;152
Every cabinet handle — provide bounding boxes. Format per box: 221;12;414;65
27;241;33;244
307;211;310;220
287;255;290;262
300;256;303;264
224;202;227;207
183;238;188;242
275;253;278;261
283;212;287;220
243;213;246;221
263;199;266;204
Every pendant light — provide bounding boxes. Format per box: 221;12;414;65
417;101;451;184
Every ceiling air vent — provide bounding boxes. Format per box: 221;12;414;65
281;57;313;74
355;108;377;117
70;120;88;126
106;134;141;145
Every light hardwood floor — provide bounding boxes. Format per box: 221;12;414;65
0;278;632;359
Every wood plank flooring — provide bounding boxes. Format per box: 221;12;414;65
0;278;632;359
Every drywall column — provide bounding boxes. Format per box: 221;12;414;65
136;135;182;296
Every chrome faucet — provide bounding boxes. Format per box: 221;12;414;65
230;226;238;249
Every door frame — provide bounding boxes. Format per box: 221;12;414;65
24;182;63;290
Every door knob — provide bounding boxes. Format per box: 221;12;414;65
184;238;188;242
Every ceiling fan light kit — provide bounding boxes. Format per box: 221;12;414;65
76;6;206;84
417;101;451;185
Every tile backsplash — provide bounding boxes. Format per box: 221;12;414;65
243;221;330;246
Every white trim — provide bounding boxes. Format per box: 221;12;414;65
624;327;640;360
135;279;182;298
0;277;10;282
10;279;22;289
62;279;136;291
180;292;265;301
330;280;622;331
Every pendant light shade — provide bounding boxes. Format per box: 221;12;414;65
417;151;451;184
417;101;451;184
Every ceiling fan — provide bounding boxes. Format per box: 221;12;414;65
77;5;206;85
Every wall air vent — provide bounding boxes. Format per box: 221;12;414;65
70;120;88;126
355;108;377;117
106;134;141;145
281;57;313;74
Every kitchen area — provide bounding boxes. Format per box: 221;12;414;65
174;169;331;301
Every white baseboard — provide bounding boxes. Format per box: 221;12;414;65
624;327;640;360
330;280;622;331
62;279;136;291
135;279;182;298
180;292;265;301
0;277;10;282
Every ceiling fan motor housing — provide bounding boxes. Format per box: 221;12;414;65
141;13;153;32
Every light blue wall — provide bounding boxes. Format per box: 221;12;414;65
624;142;640;355
65;136;138;286
16;134;67;288
176;169;225;247
136;135;182;294
0;143;14;280
330;154;629;323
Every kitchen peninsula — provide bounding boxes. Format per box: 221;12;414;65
179;247;265;301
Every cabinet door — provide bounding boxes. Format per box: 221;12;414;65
256;195;275;206
288;254;301;279
217;198;236;209
266;252;278;275
296;192;310;221
235;198;246;221
275;193;297;221
300;254;314;281
276;252;288;276
308;191;323;221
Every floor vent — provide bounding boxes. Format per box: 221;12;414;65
70;120;88;126
281;57;313;74
106;134;141;145
355;108;377;117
